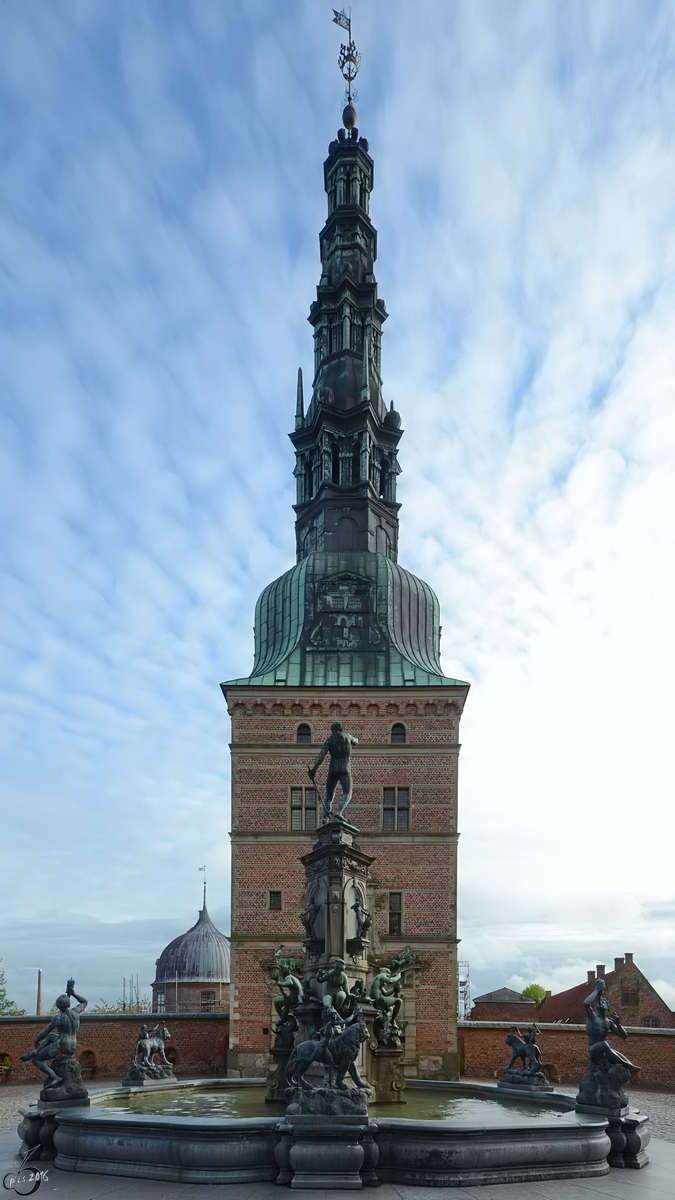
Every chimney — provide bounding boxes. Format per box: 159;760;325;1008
614;957;624;972
544;990;551;1001
624;952;634;965
587;970;595;984
596;964;605;979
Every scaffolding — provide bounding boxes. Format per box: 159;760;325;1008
458;960;471;1020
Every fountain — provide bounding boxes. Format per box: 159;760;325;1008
15;740;623;1186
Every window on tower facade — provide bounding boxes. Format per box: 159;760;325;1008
201;991;216;1012
331;442;340;484
352;442;360;484
388;892;402;935
291;787;318;831
391;723;406;744
297;724;312;744
156;990;165;1014
269;891;282;911
383;787;409;831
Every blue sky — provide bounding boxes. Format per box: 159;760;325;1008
2;0;675;1013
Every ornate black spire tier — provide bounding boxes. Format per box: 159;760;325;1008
291;111;402;563
223;105;466;690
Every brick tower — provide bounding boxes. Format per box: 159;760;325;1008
222;86;469;1080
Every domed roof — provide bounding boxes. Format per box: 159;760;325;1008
153;896;230;985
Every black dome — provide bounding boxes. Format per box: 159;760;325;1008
153;901;230;985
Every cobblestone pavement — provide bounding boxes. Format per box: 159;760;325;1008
0;1079;119;1134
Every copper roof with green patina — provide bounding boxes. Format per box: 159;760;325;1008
223;551;467;689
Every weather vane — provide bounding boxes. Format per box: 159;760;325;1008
333;8;361;109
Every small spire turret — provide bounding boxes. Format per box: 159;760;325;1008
295;368;305;429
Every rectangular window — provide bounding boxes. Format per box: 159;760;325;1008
622;990;638;1007
291;787;318;831
389;892;402;936
201;991;216;1012
156;991;165;1014
328;595;345;609
642;1017;660;1027
383;787;410;831
347;596;362;610
269;891;282;911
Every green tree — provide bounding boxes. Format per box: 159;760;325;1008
522;983;546;1007
0;959;26;1015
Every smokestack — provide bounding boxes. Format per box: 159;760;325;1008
36;968;42;1017
614;957;624;972
587;970;595;984
624;952;634;965
596;964;605;979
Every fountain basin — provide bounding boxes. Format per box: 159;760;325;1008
21;1079;612;1187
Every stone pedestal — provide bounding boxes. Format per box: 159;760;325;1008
498;1071;552;1093
299;820;375;1003
121;1065;175;1087
266;1047;292;1102
574;1103;649;1169
275;1115;379;1189
18;1096;90;1162
368;1047;406;1103
623;1110;650;1168
286;1085;369;1119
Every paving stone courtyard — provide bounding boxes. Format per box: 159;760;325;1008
2;1080;675;1199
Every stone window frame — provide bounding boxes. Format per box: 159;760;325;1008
296;723;312;744
382;785;411;832
268;890;282;911
388;891;403;936
390;722;407;744
290;785;319;832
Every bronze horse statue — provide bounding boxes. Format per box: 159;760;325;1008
286;1007;370;1091
504;1025;543;1074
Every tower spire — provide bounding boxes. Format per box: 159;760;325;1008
289;32;402;564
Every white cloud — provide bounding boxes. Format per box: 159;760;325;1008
1;1;675;1009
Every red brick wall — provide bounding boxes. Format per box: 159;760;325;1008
459;1021;675;1090
225;686;467;1067
0;1013;229;1083
470;1002;537;1022
152;981;228;1013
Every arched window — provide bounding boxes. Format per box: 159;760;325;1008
391;723;406;744
352;442;360;485
331;442;340;484
304;459;314;500
297;724;312;744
